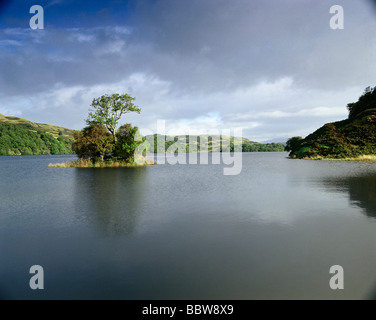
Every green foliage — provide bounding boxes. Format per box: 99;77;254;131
288;104;376;159
285;136;303;153
73;93;148;165
86;93;141;141
286;86;376;159
295;146;312;158
242;141;285;152
73;123;150;164
347;86;376;119
145;134;285;153
114;123;146;162
0;123;74;155
73;124;114;161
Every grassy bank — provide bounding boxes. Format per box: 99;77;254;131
49;157;156;168
292;155;376;161
287;87;376;160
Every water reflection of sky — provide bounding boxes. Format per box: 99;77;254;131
3;154;376;299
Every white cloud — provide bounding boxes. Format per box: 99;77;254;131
46;0;63;8
0;69;362;142
72;33;95;43
233;106;347;121
0;40;22;46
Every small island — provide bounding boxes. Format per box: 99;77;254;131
50;93;155;168
285;86;376;161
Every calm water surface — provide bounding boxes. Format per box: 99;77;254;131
1;152;376;299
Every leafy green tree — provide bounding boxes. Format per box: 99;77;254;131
114;123;146;162
86;93;141;143
73;124;114;161
347;86;376;119
285;136;303;153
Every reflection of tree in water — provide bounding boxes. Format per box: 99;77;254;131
74;168;148;236
322;174;376;218
322;173;376;300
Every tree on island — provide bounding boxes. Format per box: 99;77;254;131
86;93;141;143
73;93;146;164
114;123;148;162
73;124;113;161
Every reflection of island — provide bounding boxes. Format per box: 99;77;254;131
74;168;148;236
321;174;376;218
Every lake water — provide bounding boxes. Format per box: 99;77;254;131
1;152;376;300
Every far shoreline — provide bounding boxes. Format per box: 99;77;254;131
288;155;376;162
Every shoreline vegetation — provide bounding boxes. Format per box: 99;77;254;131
285;86;376;161
146;134;285;153
48;156;156;168
292;155;376;162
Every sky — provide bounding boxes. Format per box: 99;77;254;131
0;0;376;142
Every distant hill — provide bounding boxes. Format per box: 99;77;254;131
0;114;75;139
287;86;376;159
0;114;75;155
145;134;285;153
262;137;289;144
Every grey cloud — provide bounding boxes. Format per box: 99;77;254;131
1;0;376;140
128;0;375;91
2;0;375;95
